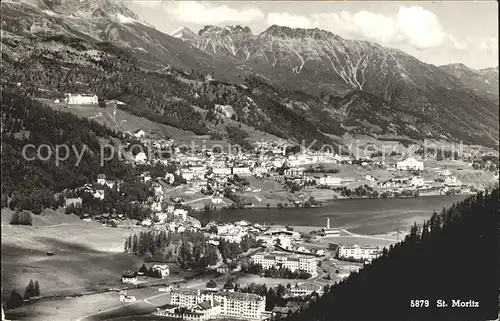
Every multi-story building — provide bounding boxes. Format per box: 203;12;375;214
212;167;232;176
214;292;266;320
252;251;317;276
284;167;305;177
171;289;213;307
169;289;265;320
338;244;382;262
232;167;251;176
396;157;424;171
154;301;220;321
66;93;98;105
289;282;323;297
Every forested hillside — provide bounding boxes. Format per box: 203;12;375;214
285;188;499;321
0;89;156;218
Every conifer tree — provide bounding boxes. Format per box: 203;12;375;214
24;280;35;299
34;281;40;297
6;290;23;309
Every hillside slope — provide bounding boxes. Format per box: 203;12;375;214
183;24;500;147
1;0;498;147
284;189;499;321
439;63;499;103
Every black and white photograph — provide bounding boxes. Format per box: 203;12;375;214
1;0;499;320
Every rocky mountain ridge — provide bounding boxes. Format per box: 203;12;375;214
439;63;499;98
1;0;498;148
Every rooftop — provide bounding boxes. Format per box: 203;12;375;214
255;251;315;260
214;291;264;302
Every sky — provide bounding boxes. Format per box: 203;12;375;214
126;1;499;69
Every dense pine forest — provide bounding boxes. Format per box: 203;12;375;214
0;89;156;218
284;188;499;321
1;35;341;148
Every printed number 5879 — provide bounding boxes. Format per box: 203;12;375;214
410;300;429;307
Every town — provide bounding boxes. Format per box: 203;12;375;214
38;114;497;320
114;215;381;321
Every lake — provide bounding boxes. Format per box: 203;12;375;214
203;195;468;235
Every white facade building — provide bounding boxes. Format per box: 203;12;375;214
411;177;425;187
97;174;106;185
252;251;317;276
232;167;251;176
338;244;382;262
444;176;461;187
152;264;170;278
212;167;232;176
134;130;146;138
169;289;266;320
396;157;424;171
66;93;98;105
318;176;342;186
135;152;148;164
173;208;188;221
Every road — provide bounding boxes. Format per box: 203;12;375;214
340;229;400;242
183;196;212;205
75;272;230;321
75;247;262;321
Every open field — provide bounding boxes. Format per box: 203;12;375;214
4;286;163;321
1;209;148;301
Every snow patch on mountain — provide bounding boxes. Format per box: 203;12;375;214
115;13;137;24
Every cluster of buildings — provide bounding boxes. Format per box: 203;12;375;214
121;264;170;284
154;288;267;321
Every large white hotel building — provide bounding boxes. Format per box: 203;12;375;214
169;288;266;320
338;244;382;262
252;251;317;276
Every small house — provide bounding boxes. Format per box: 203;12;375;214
65;197;82;208
134;129;146;138
152;264;170;278
121;272;138;284
216;265;229;274
135;152;148;164
173;208;188;221
93;189;105;200
105;180;115;189
97;174;106;185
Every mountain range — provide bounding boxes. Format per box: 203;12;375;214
1;0;498;148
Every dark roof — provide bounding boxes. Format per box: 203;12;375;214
122;272;137;278
157;304;177;310
197;301;215;310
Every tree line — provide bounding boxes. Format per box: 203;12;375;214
123;229;260;270
283;188;499;321
5;280;41;310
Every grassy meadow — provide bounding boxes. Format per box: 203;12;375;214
1;208;146;301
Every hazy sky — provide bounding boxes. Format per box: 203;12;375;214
127;1;498;69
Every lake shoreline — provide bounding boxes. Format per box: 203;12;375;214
198;195;468;236
212;193;469;210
